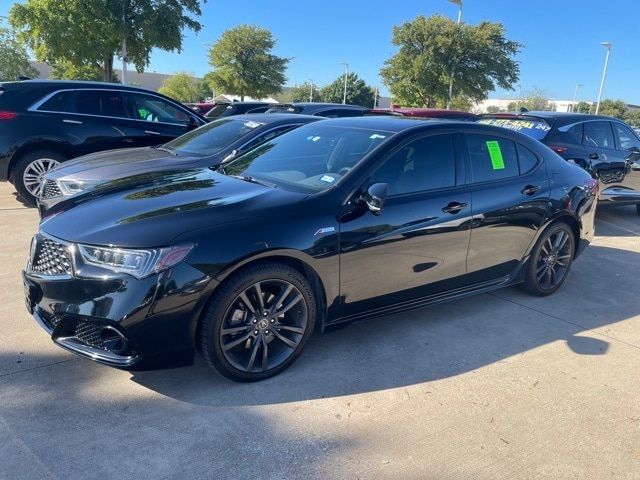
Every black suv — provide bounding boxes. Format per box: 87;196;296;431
0;80;206;205
479;112;640;214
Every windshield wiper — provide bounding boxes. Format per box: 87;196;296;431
154;145;178;156
229;175;277;188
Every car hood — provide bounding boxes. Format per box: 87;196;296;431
40;169;307;248
47;147;221;183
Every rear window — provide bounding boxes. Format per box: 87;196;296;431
477;117;552;140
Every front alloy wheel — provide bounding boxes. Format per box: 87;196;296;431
202;262;316;381
23;158;60;198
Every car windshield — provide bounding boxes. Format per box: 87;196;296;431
163;118;264;156
221;123;393;192
477;117;552;140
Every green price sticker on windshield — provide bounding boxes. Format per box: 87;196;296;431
486;140;505;170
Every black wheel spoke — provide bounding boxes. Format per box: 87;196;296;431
275;293;302;316
272;329;299;349
275;324;305;334
261;337;269;370
239;291;257;315
246;336;261;371
269;284;293;314
222;331;253;352
221;324;251;335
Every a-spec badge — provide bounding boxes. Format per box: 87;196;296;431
314;227;335;237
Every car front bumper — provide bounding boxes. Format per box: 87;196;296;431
23;237;216;369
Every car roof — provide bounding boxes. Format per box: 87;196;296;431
270;102;369;112
221;113;321;124
311;115;465;132
480;111;618;126
2;79;160;93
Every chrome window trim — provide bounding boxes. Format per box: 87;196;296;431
28;88;201;127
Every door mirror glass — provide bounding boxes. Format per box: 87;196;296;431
363;183;388;214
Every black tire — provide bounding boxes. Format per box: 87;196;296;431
201;262;316;382
13;150;66;206
522;222;575;296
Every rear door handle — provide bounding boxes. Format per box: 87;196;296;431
588;152;599;160
63;119;82;125
521;185;540;196
442;201;467;214
145;130;161;136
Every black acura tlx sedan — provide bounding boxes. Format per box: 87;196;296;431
23;117;597;381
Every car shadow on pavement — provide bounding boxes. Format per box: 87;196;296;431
125;244;640;407
595;205;640;237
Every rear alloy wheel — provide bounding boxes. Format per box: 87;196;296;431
201;262;316;382
523;223;575;296
14;150;65;206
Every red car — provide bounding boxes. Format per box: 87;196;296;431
185;102;216;114
371;107;476;121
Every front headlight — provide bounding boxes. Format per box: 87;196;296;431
58;179;93;196
78;244;194;278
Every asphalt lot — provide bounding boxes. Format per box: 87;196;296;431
0;182;639;480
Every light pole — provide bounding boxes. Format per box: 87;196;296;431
595;42;612;115
308;79;314;102
339;62;349;104
446;0;463;110
571;83;583;112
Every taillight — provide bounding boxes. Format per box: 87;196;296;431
0;111;18;120
585;178;599;194
548;145;567;154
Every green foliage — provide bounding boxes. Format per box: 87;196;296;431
597;99;627;119
486;105;500;113
206;25;289;101
380;15;520;107
159;72;205;103
10;0;203;81
0;24;38;81
320;72;375;107
290;83;322;103
507;88;552;111
50;59;118;82
574;101;591;114
623;109;640;127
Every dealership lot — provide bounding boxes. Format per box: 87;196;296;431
1;182;639;479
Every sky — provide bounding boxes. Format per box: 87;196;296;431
2;0;640;103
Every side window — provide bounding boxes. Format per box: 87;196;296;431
125;93;191;124
37;91;74;112
515;144;539;174
583;121;615;148
566;123;583;144
67;90;127;118
613;122;640;150
370;134;456;196
466;135;519;183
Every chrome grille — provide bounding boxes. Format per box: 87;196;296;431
42;179;62;198
74;321;106;350
32;237;73;276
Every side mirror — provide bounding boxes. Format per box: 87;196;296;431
221;149;238;164
362;183;388;214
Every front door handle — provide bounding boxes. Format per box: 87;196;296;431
588;152;599;160
63;119;82;125
442;201;467;214
521;185;540;196
144;130;161;136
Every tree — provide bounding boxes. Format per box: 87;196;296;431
486;106;500;113
0;24;38;81
10;0;203;82
597;99;627;119
623;109;640;127
320;72;375;107
506;88;552;111
159;72;204;103
380;15;520;108
206;25;289;101
574;101;591;114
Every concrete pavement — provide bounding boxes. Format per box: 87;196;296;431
0;183;639;479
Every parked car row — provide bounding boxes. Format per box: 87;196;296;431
23;105;597;381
